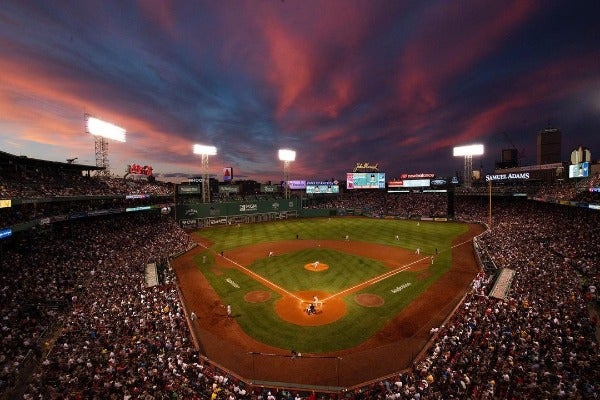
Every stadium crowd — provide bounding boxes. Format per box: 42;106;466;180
0;168;173;199
304;192;448;219
1;177;599;399
0;214;196;397
0;171;174;228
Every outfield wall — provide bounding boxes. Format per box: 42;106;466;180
177;198;300;228
176;199;355;228
176;198;453;229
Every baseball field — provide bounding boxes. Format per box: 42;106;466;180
172;217;483;388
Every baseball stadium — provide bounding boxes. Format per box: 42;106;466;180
1;150;599;400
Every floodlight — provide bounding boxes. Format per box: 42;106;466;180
86;116;126;142
193;144;217;203
453;144;484;157
278;148;296;199
193;144;217;155
278;149;296;162
453;144;484;189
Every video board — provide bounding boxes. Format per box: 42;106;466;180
346;172;386;189
306;181;339;194
569;162;589;178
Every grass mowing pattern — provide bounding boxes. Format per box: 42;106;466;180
194;217;467;353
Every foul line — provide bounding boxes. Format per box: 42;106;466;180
322;237;476;302
198;243;305;303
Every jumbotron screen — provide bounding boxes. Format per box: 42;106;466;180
306;181;339;194
569;162;589;178
346;172;386;189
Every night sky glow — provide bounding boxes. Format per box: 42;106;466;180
1;1;599;182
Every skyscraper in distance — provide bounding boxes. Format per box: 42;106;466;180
537;127;562;165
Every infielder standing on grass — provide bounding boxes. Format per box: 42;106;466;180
226;304;232;318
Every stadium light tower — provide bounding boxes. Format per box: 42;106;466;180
453;144;484;188
278;149;296;200
85;114;126;177
193;144;217;203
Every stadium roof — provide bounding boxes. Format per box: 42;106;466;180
0;150;104;174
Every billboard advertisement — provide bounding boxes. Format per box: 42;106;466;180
261;184;279;193
287;180;307;190
388;179;431;188
178;185;201;194
128;163;153;176
306;181;339;194
219;185;239;194
346;172;386;189
400;173;435;179
223;167;233;182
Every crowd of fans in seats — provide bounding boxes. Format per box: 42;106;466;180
0;172;175;228
533;180;580;202
305;192;448;218
422;198;597;399
1;183;599;399
455;182;542;196
570;173;600;204
0;197;175;229
0;214;194;397
0;168;173;199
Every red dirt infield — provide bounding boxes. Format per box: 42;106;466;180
276;290;346;326
172;222;484;387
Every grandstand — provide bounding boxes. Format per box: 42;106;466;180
1;150;598;399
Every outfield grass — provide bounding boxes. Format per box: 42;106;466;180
193;217;468;353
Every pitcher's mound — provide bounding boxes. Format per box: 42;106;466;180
304;262;329;272
275;290;346;326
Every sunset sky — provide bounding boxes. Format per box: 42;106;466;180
1;1;599;183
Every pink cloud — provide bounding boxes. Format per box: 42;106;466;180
260;19;314;117
0;55;195;167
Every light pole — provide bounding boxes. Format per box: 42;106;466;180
193;144;217;203
453;144;484;189
85;114;126;177
278;149;296;200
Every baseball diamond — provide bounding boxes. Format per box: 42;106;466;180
171;217;484;387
